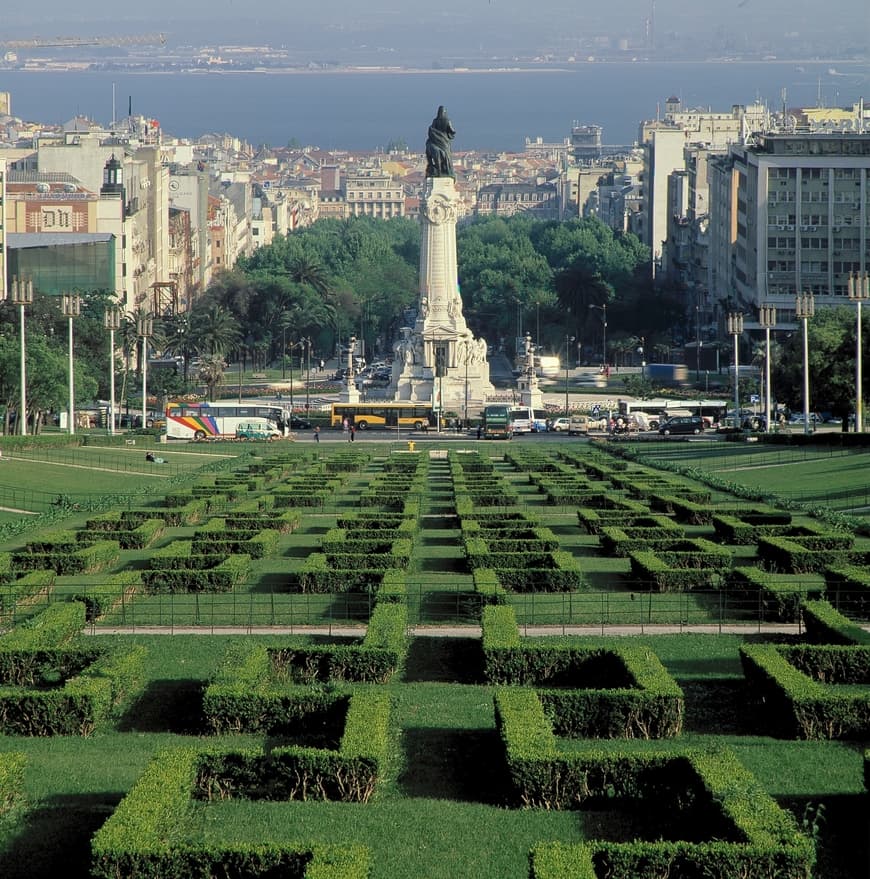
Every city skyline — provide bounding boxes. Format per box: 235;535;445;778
2;0;869;64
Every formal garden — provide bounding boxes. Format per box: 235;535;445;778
0;436;868;878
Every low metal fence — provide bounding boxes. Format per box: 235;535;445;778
3;580;865;635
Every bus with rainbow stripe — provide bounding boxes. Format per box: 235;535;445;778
165;401;286;440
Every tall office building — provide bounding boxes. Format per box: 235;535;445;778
708;133;870;322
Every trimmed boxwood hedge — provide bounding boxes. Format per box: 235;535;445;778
823;564;870;616
12;539;121;575
629;540;731;592
297;555;384;594
802;599;870;646
726;566;825;623
142;552;252;593
740;640;870;739
757;535;856;574
0;569;56;612
495;689;814;879
482;607;683;738
70;571;142;622
91;746;372;879
0;604;145;736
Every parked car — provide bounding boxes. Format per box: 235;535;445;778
658;415;704;436
550;417;571;432
568;415;590;435
288;416;312;430
235;421;278;441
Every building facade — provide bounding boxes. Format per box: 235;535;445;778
708;133;870;322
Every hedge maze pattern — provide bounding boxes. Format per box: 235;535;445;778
1;442;868;877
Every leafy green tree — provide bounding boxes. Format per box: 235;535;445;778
773;305;868;422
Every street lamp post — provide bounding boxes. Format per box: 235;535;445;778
281;320;287;381
848;272;868;432
9;277;34;436
758;305;776;434
727;312;744;426
589;303;607;367
136;313;153;429
304;337;311;414
288;340;296;419
795;291;815;436
564;334;575;417
104;307;121;435
61;293;81;435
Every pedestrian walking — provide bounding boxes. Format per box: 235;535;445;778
342;417;348;436
314;426;320;443
349;425;356;442
319;358;325;373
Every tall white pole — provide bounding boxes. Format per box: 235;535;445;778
109;326;116;434
727;312;743;424
105;307;121;436
62;294;81;436
849;272;867;432
11;277;33;436
137;313;152;429
19;302;27;437
759;305;776;434
858;297;864;432
765;324;772;432
795;292;814;436
802;314;810;433
68;310;75;435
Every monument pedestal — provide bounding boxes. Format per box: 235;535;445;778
392;177;492;414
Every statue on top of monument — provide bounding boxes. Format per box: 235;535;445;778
425;106;456;178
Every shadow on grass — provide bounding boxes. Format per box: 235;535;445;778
418;591;481;625
0;792;121;879
679;679;752;735
403;636;483;684
779;793;869;879
398;728;507;804
116;678;205;734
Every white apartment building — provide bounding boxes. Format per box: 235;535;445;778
708;132;870;323
639;97;746;276
34;130;170;314
344;169;405;219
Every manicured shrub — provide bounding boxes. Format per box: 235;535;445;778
802;599;870;645
726;566;825;623
495;692;814;878
483;608;683;738
0;569;56;612
740;641;870;739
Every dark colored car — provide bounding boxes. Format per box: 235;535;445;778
288;416;312;430
658;415;704;436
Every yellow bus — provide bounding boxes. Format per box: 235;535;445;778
330;402;434;431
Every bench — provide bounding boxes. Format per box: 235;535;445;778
251;372;267;379
124;439;136;446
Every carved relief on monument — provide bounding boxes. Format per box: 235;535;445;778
422;192;456;226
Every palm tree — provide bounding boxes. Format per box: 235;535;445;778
189;305;241;359
161;313;196;385
196;357;227;401
288;255;330;299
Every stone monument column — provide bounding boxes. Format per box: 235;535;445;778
392;107;493;413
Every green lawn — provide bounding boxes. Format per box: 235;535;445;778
629;442;870;516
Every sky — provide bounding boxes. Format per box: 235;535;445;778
2;0;869;58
